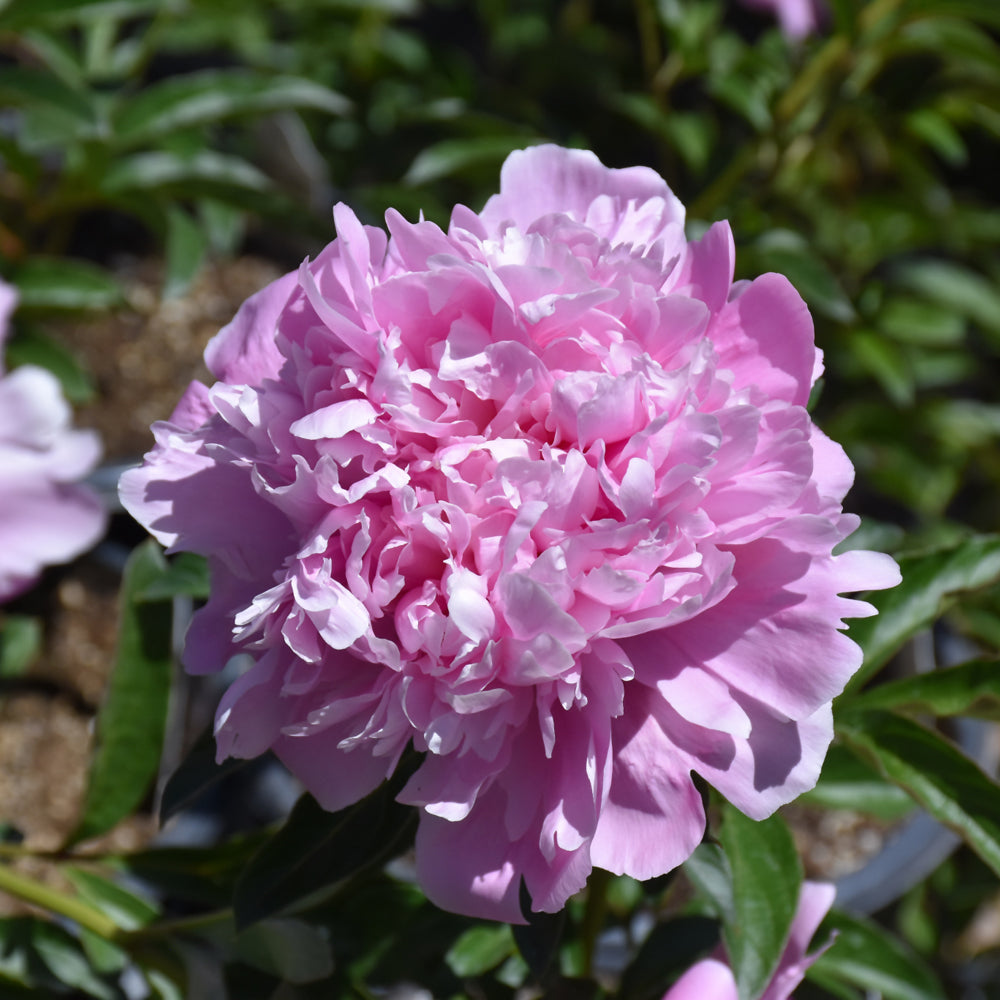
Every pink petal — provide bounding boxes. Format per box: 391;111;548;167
663;959;738;1000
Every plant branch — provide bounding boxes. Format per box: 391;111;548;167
0;861;121;941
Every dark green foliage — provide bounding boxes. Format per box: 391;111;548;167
2;1;1000;997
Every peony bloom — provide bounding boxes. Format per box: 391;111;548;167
663;881;836;1000
0;279;105;601
738;0;825;39
121;145;898;921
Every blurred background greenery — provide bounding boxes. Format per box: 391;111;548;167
2;0;1000;997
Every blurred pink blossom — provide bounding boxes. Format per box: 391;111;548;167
664;881;836;1000
0;279;105;601
121;145;898;921
739;0;825;38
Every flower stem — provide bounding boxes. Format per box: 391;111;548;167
581;867;612;977
0;861;121;941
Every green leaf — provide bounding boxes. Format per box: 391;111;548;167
893;260;1000;344
118;835;269;908
0;66;96;127
799;744;914;819
403;136;542;186
4;324;97;403
879;298;966;346
844;330;914;407
163;206;207;300
64;868;159;931
0;615;42;677
101;151;271;196
158;724;249;822
747;233;855;324
906;108;967;166
137;552;210;602
846;535;1000;692
446;923;515;977
849;659;1000;719
236;918;334;984
30;921;116;1000
720;807;802;1000
0;0;170;27
192;915;334;984
0;918;33;987
112;70;350;146
11;258;122;313
683;842;733;920
68;540;174;846
77;927;127;976
233;778;418;930
808;909;946;1000
899;16;1000;81
144;966;185;1000
839;711;1000;879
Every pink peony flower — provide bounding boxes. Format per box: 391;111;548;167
738;0;825;39
663;881;836;1000
0;279;105;601
120;145;898;921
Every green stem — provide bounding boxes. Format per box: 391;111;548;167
0;861;121;941
775;35;849;126
688;143;758;221
633;0;662;89
581;867;612;977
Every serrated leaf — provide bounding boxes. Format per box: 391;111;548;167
844;535;1000;692
849;659;1000;718
0;615;42;677
112;70;350;145
233;780;418;930
839;710;1000;879
11;259;122;313
720;807;801;1000
808;909;946;1000
68;540;174;846
446;923;515;977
